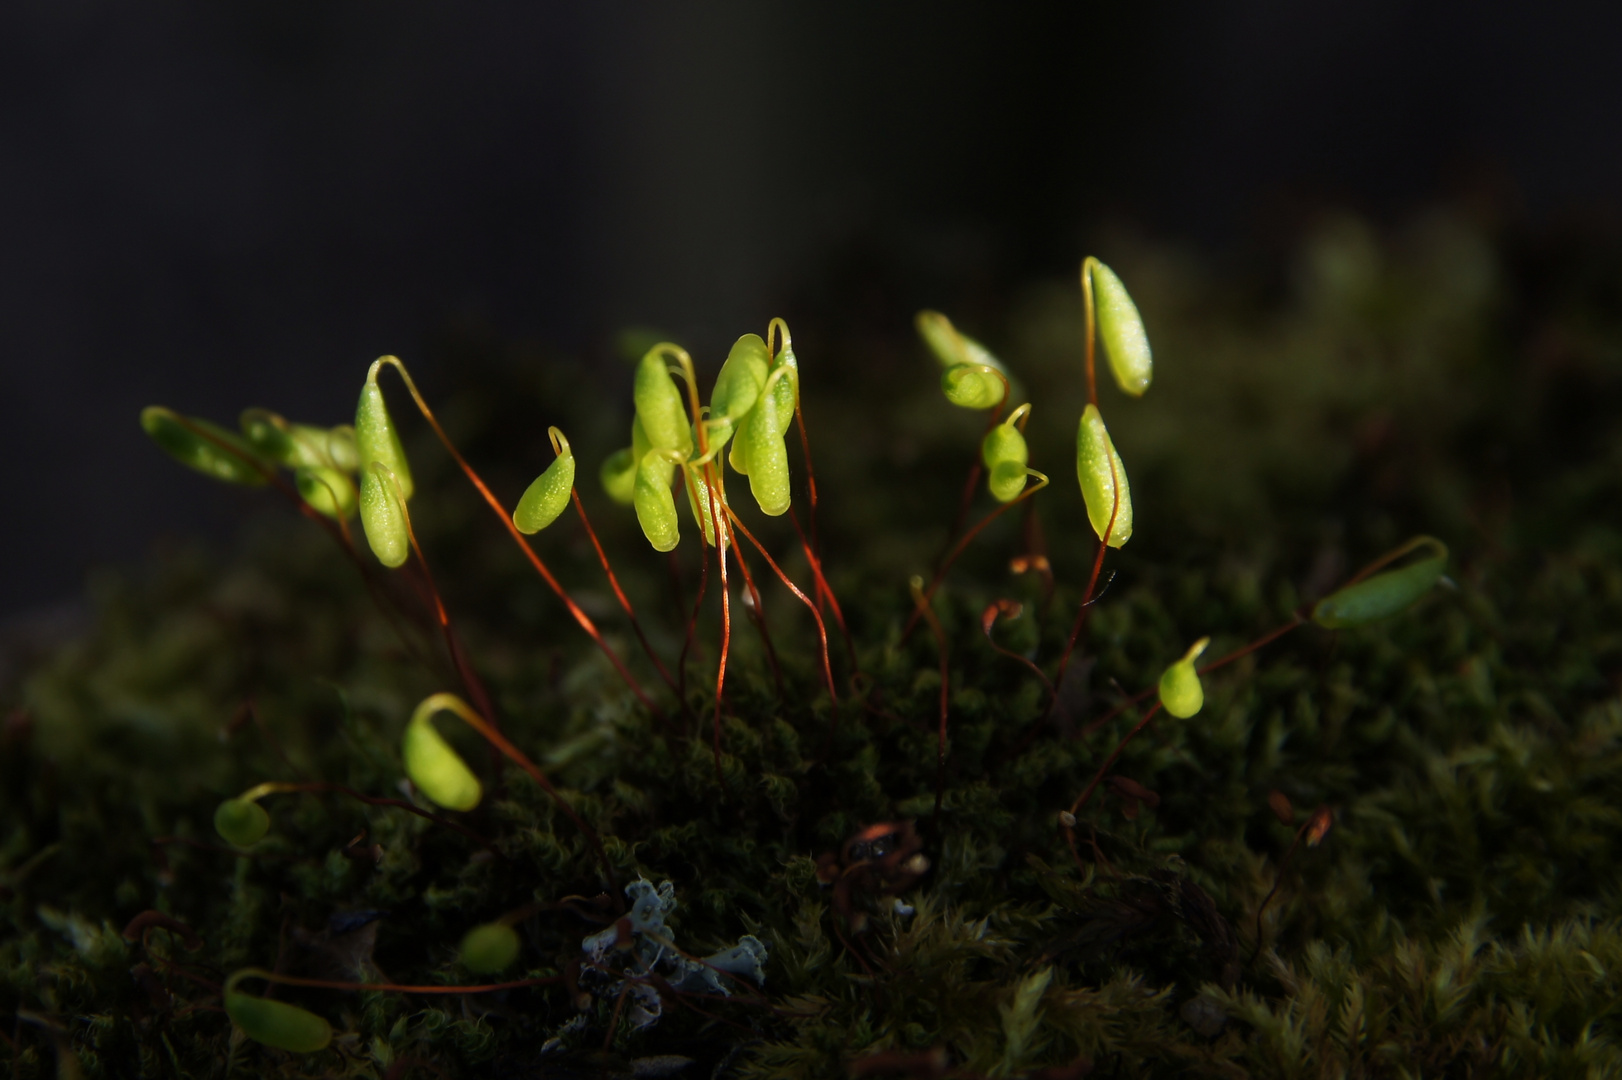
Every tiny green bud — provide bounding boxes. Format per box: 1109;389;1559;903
1157;637;1211;719
224;972;332;1053
941;365;1006;410
1075;404;1133;547
1312;537;1449;629
460;923;521;974
358;462;411;568
741;372;791;517
512;428;575;534
981;415;1030;503
402;697;482;812
294;466;358;519
633;348;693;455
141;407;271;486
1089;260;1152;397
214;798;271;847
600;447;637;505
634;452;681;552
354;364;414;500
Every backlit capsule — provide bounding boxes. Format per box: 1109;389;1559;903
600;447;637;505
981;415;1030;503
684;466;727;548
402;696;482;812
460;923;521;974
354;365;414;500
941;365;1006;410
141;407;271;486
1157;637;1211;719
634;452;681;552
512;428;576;534
1089;260;1152;397
633;348;693;455
1312;537;1448;629
741;370;791;516
709;334;771;451
224;971;332;1053
295;466;358;519
213;798;270;847
1075;404;1133;547
358;462;410;568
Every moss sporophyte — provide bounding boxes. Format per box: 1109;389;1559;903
122;255;1469;1073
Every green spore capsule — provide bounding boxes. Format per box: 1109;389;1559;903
1157;637;1210;719
358;463;410;568
224;972;332;1053
634;348;693;455
513;428;575;534
941;364;1006;410
141;407;271;486
1075;404;1133;547
402;697;482;812
683;466;728;548
1312;537;1449;629
239;408;301;464
325;425;360;472
354;365;414;500
767;342;798;438
460;923;521;974
600;447;637;505
710;334;771;449
981;415;1030;503
741;372;791;516
917;310;963;366
213;799;270;847
295;466;358;519
1089;260;1153;397
634;452;681;552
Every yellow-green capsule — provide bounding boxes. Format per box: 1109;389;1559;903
214;798;270;847
354;368;414;500
1312;538;1449;629
710;335;771;447
513;428;575;534
1075;404;1133;547
460;923;521;974
941;365;1005;410
600;447;637;505
981;420;1029;503
634;349;693;455
684;466;728;548
295;466;358;519
358;462;410;568
1157;637;1210;719
141;407;271;486
325;425;360;472
402;698;482;812
768;341;798;438
917;310;963;367
224;973;332;1053
1090;261;1152;398
741;374;791;517
634;452;681;552
239;408;302;464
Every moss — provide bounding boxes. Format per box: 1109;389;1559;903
5;210;1622;1077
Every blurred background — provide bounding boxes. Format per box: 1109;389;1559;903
3;0;1620;625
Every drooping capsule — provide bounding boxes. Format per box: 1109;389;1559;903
354;367;414;500
213;798;271;847
633;348;693;455
1311;537;1448;629
358;462;411;568
224;973;332;1053
1157;637;1210;719
941;365;1006;410
239;408;302;464
981;415;1030;503
401;697;482;812
1089;260;1152;398
634;452;681;552
1075;404;1133;547
512;428;576;534
460;923;521;974
325;425;360;472
600;447;637;505
295;466;358;519
709;334;770;451
767;338;798;438
141;407;271;486
741;370;791;517
683;466;727;548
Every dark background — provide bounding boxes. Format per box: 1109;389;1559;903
3;1;1619;617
